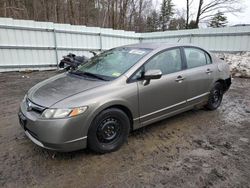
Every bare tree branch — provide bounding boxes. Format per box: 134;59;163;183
195;0;243;28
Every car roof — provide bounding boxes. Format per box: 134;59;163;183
122;42;202;50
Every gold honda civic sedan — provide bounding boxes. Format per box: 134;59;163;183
18;43;231;153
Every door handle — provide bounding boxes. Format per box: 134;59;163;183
175;76;185;82
206;69;213;74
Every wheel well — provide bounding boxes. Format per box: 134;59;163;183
215;78;231;93
216;79;225;87
103;105;134;131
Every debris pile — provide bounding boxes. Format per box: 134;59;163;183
59;53;89;70
217;52;250;78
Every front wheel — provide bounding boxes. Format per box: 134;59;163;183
205;82;224;110
87;108;130;153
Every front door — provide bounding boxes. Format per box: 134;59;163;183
136;48;188;125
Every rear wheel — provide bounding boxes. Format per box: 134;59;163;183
205;82;223;110
87;108;130;153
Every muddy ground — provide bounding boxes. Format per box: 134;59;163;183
0;71;249;188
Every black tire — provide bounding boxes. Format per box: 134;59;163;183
87;108;130;153
205;82;224;110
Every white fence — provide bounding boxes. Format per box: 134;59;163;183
141;27;250;52
0;17;250;72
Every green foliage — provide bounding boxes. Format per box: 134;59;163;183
169;17;186;30
146;10;159;32
209;11;228;28
0;0;234;32
160;0;174;31
188;20;198;29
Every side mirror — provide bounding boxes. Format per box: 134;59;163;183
143;69;162;85
144;69;162;80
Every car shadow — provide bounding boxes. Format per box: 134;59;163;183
27;107;209;160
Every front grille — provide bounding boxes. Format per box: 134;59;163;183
26;98;46;114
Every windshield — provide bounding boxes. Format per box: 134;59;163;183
73;47;151;81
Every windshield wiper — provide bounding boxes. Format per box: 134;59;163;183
82;72;108;81
69;70;85;76
70;70;108;81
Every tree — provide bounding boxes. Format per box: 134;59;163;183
209;11;228;27
186;0;189;29
0;0;241;32
169;17;186;30
186;0;194;29
146;10;159;32
160;0;174;31
169;9;186;30
131;0;152;32
195;0;242;28
188;20;197;29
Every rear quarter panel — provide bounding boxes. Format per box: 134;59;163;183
208;53;231;90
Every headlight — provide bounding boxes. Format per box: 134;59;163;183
42;106;87;119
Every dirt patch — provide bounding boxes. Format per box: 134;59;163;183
0;71;249;188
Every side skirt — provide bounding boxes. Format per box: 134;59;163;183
133;99;208;130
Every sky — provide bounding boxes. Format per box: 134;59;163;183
153;0;250;26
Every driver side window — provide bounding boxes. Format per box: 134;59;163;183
144;48;182;75
131;48;182;81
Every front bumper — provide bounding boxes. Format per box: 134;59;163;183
18;100;90;152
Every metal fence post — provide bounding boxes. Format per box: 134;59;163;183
53;28;59;69
189;34;192;43
99;32;102;51
139;37;143;43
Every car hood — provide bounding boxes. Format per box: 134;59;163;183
27;73;106;107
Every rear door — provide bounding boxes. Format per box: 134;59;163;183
182;47;215;104
133;48;188;126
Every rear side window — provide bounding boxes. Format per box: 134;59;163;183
184;48;207;69
144;48;182;75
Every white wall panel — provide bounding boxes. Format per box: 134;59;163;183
141;26;250;52
0;17;249;72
